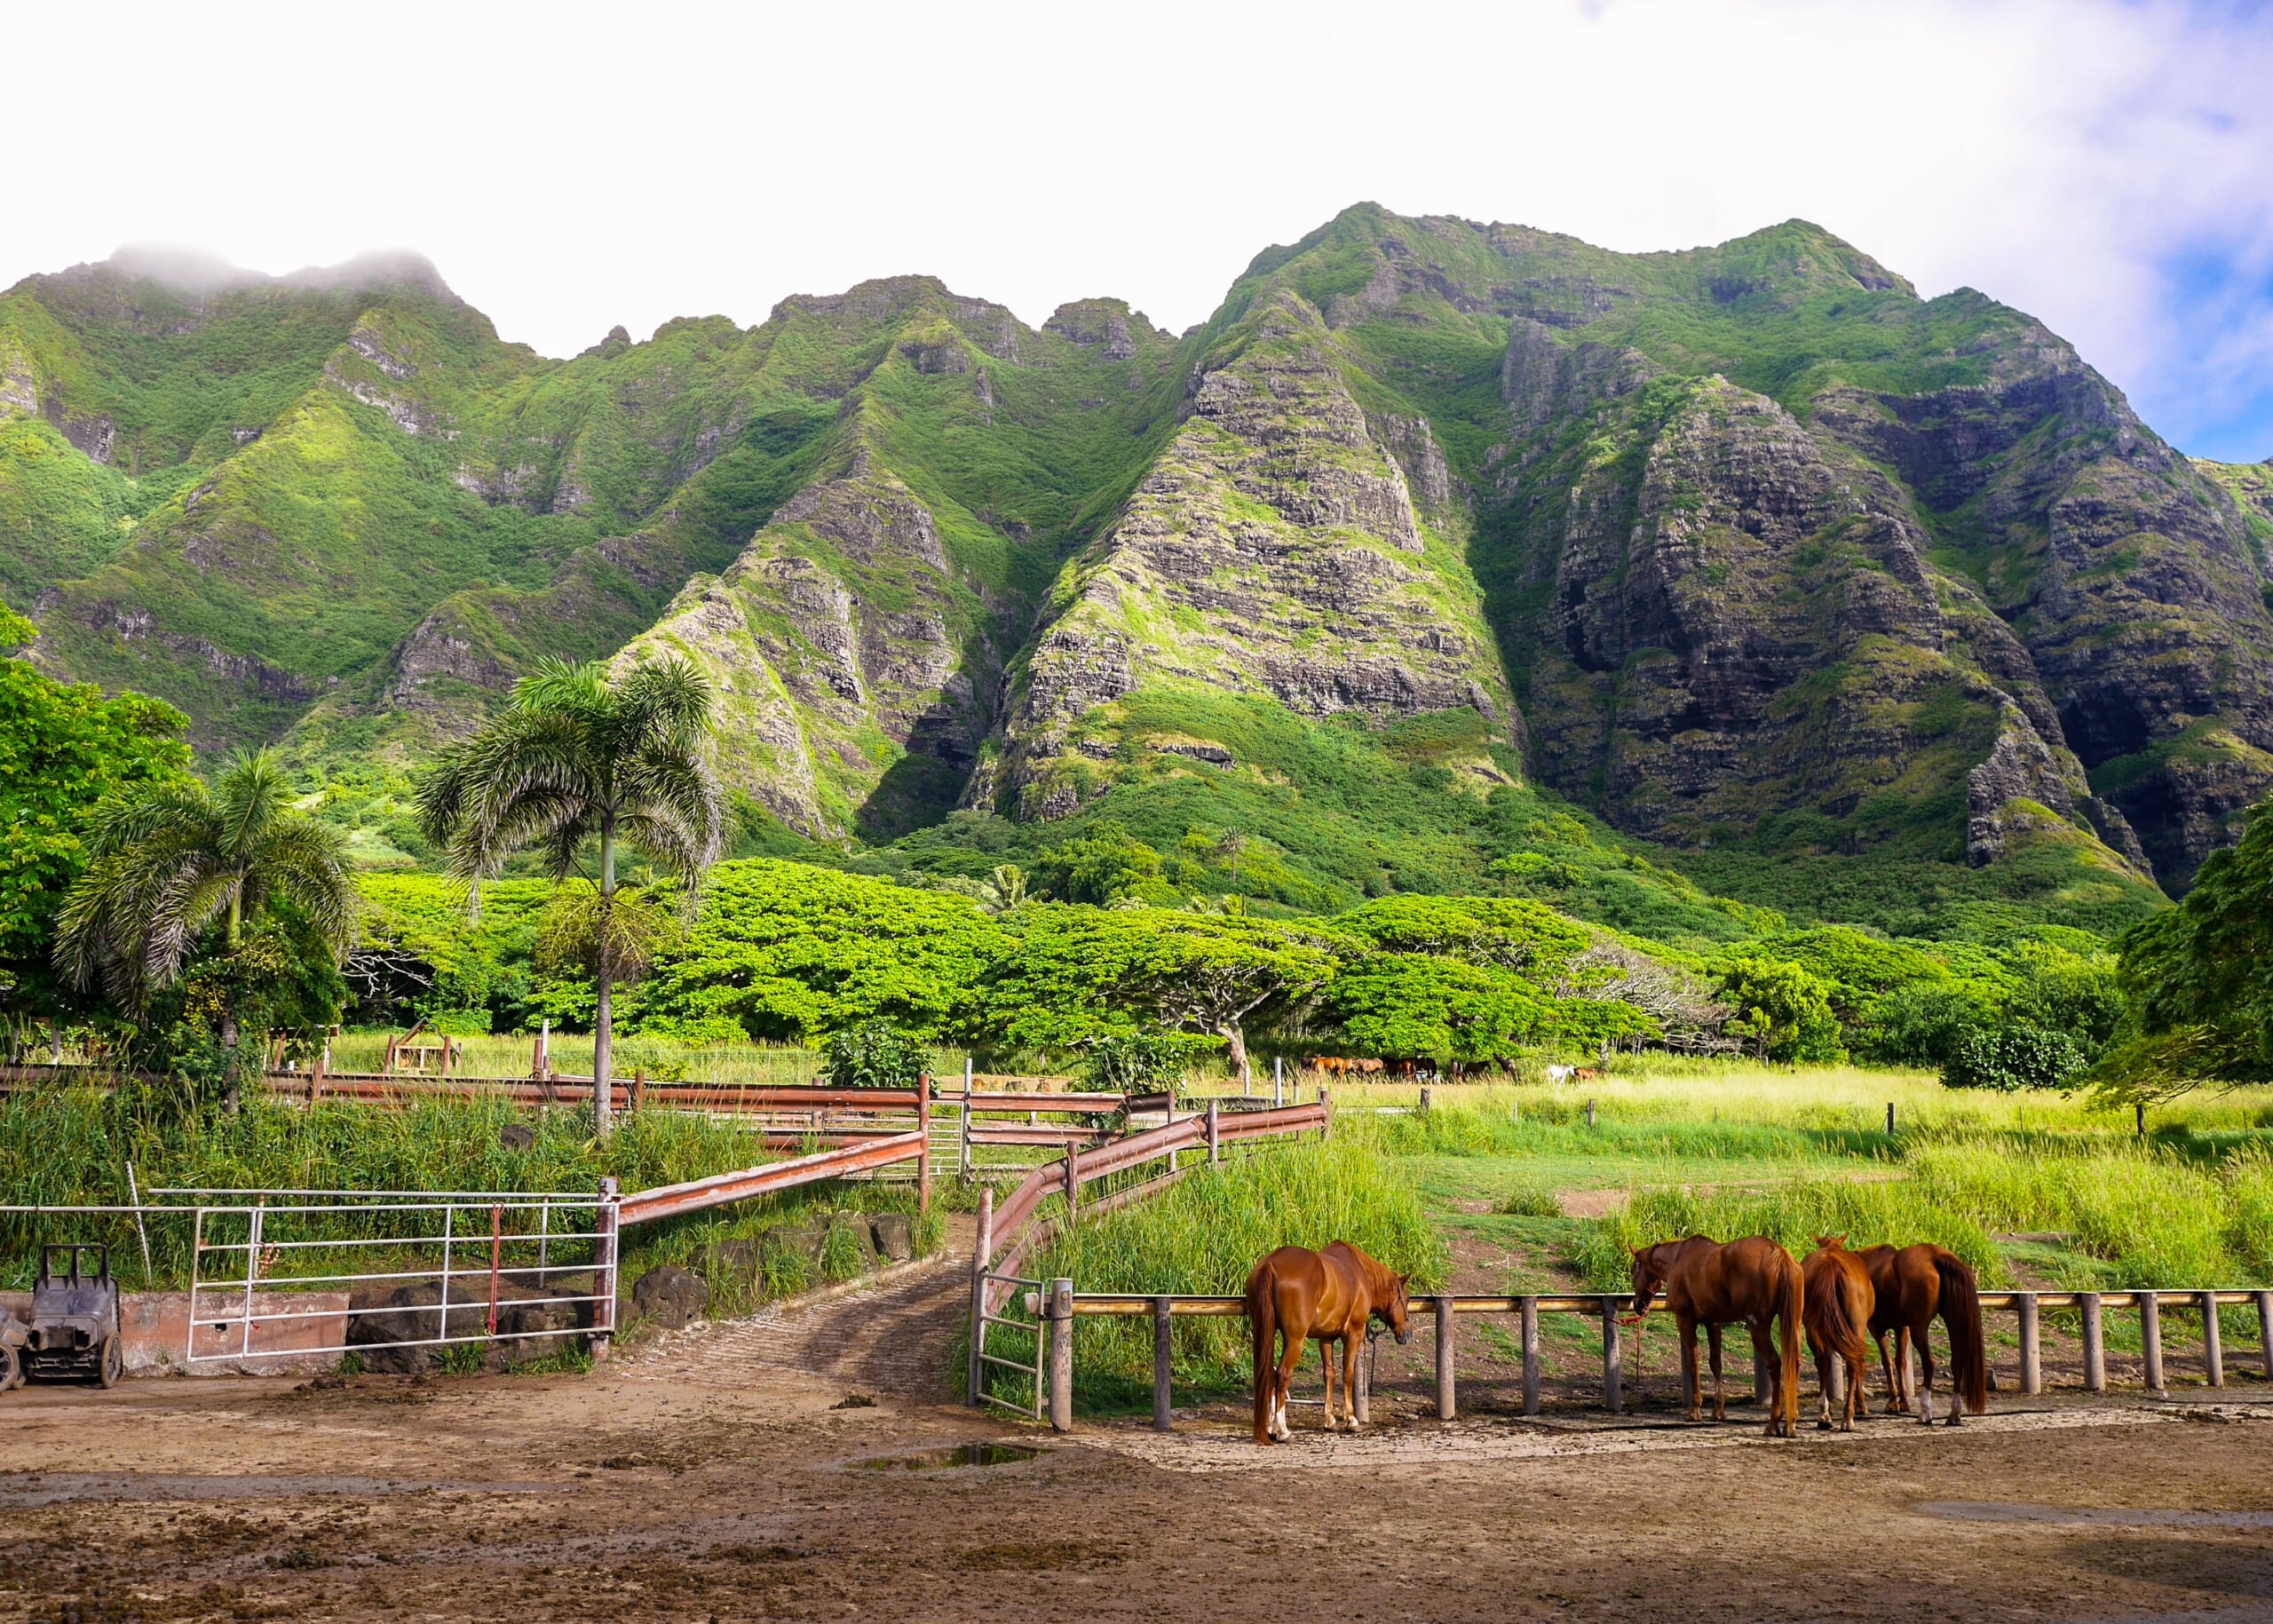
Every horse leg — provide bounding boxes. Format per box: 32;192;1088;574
1895;1326;1914;1414
1873;1329;1901;1414
1682;1319;1702;1422
1751;1321;1782;1438
1707;1322;1724;1422
1813;1335;1834;1431
1915;1323;1936;1428
1342;1335;1362;1432
1319;1335;1339;1432
1273;1325;1303;1440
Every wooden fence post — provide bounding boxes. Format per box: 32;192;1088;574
1063;1142;1080;1224
632;1069;645;1113
1885;1101;1895;1136
2141;1292;2166;1394
1435;1295;1455;1422
1521;1296;1540;1416
1273;1055;1283;1108
2018;1293;2041;1395
2201;1290;2223;1387
1152;1295;1173;1432
1319;1086;1331;1137
1420;1085;1432;1116
1206;1100;1220;1168
967;1186;994;1405
916;1073;931;1215
1602;1299;1622;1414
1047;1279;1073;1432
2259;1290;2273;1382
2081;1293;2105;1393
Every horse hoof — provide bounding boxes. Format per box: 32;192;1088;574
1816;1419;1833;1431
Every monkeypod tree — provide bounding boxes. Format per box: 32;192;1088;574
416;657;724;1139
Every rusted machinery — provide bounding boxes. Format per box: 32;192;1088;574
23;1243;122;1386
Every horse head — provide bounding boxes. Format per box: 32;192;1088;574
1379;1271;1412;1345
1627;1245;1667;1323
1813;1233;1848;1253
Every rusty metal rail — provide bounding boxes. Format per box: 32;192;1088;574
1029;1283;2273;1433
615;1131;928;1228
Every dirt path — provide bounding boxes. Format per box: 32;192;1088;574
617;1245;970;1400
5;1365;2271;1622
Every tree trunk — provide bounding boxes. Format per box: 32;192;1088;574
1223;1023;1252;1090
593;817;616;1140
220;1010;242;1114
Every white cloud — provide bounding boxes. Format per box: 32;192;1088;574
6;0;2269;454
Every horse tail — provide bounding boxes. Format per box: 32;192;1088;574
1247;1263;1277;1442
1935;1251;1987;1414
1779;1253;1803;1434
1815;1261;1862;1360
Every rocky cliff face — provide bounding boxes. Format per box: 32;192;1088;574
992;290;1515;819
4;216;2265;898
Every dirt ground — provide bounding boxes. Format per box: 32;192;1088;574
6;1312;2273;1623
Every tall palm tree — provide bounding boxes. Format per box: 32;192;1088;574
57;749;354;1108
416;657;723;1137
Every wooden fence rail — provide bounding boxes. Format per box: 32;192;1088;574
1024;1285;2273;1433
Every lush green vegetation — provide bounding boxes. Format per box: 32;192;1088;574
1030;1138;1445;1408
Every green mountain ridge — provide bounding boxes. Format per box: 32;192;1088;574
2;209;2263;929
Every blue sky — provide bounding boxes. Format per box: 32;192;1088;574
6;0;2271;462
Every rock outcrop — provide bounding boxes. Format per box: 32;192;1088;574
994;291;1516;819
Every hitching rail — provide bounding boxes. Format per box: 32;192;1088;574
1021;1287;2273;1433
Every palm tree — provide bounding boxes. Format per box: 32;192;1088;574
416;657;723;1137
57;749;354;1109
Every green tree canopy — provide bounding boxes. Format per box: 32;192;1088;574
0;601;189;1032
1716;955;1846;1065
982;905;1339;1083
631;860;1002;1044
2099;807;2273;1101
1318;954;1546;1066
56;748;353;1105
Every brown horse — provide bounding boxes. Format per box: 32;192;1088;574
1246;1241;1410;1444
1853;1243;1986;1426
1629;1234;1803;1438
1802;1236;1874;1432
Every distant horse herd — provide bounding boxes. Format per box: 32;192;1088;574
1245;1234;1984;1444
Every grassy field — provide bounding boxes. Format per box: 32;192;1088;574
1033;1060;2273;1408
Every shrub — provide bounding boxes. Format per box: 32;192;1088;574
1081;1027;1200;1093
1941;1025;2086;1091
820;1019;928;1091
1717;956;1846;1064
1494;1187;1563;1218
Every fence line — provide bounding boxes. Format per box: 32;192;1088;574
1021;1284;2273;1432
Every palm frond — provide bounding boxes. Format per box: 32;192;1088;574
249;822;357;950
215;748;295;862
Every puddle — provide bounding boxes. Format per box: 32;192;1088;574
1920;1501;2273;1530
851;1443;1041;1472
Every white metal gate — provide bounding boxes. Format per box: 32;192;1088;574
184;1190;616;1366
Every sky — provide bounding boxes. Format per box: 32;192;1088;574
6;0;2271;461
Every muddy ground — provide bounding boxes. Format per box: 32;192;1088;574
5;1350;2271;1623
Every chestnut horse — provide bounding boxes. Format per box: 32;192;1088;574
1853;1243;1986;1426
1628;1234;1803;1438
1802;1236;1874;1431
1247;1241;1410;1443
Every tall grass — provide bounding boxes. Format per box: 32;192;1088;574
0;1084;921;1294
1028;1139;1445;1404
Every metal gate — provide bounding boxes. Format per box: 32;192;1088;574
973;1271;1044;1418
185;1192;615;1367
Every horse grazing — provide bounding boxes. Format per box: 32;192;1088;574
1802;1236;1874;1431
1628;1234;1803;1438
1246;1241;1410;1444
1853;1243;1986;1425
